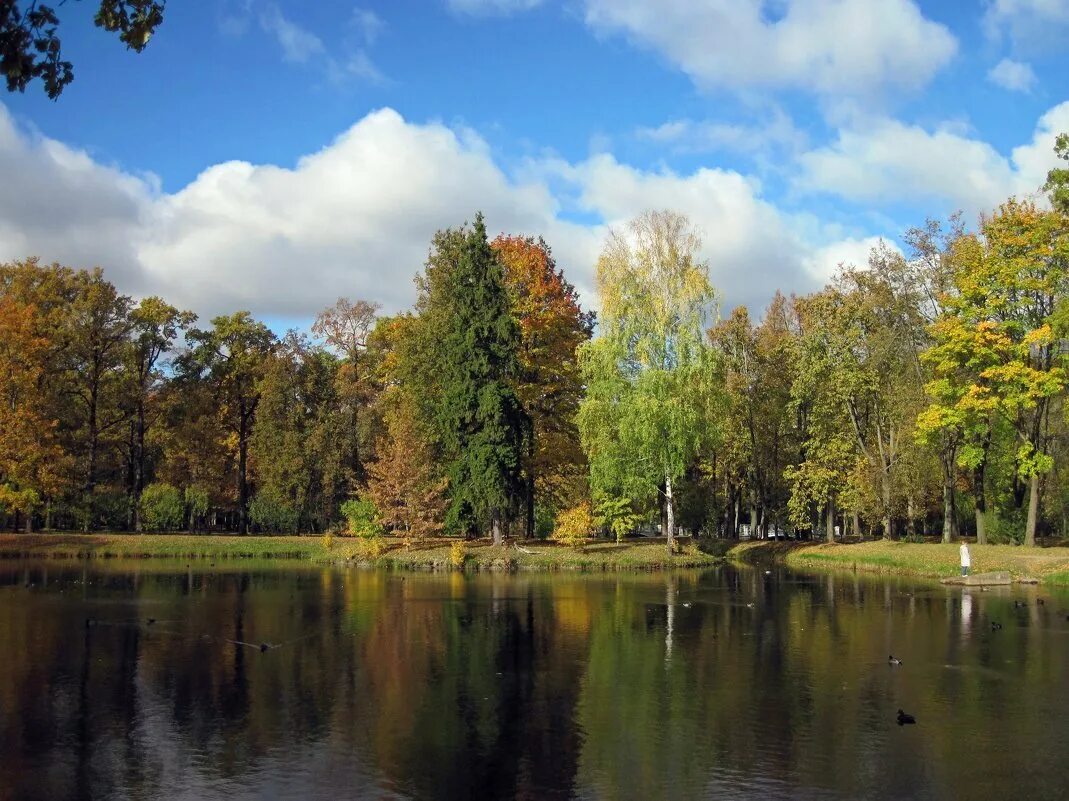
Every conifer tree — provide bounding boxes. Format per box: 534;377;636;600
433;214;525;543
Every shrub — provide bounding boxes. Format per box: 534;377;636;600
450;540;468;569
249;492;300;533
988;512;1024;545
355;534;386;561
140;483;185;532
184;485;210;531
322;532;334;552
553;502;595;548
594;495;641;542
340;498;384;538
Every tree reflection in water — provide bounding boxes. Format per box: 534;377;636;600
0;563;1066;800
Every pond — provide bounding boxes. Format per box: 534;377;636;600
0;561;1066;800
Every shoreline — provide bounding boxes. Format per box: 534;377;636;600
0;533;723;572
5;534;1069;585
762;540;1069;587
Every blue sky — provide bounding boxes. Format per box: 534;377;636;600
1;0;1067;327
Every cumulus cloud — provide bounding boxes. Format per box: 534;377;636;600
795;101;1069;216
987;58;1037;92
802;236;896;284
0;107;155;291
581;0;957;97
983;0;1069;50
0;103;903;321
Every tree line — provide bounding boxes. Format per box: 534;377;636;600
2;140;1068;547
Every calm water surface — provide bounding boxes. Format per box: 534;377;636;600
1;561;1067;800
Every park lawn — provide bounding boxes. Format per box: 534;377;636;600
783;540;1069;586
0;533;720;571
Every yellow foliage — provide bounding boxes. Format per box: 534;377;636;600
553;502;595;547
449;540;468;569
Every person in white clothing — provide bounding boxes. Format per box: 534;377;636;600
960;541;971;577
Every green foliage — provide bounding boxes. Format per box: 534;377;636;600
139;482;184;531
1;1;164;99
184;485;210;530
593;495;642;542
415;214;525;539
340;498;384;538
533;504;555;539
1045;133;1069;214
249;491;300;534
577;211;722;552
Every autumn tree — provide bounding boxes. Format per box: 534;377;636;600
709;294;799;538
0;262;67;530
974;201;1067;545
793;249;924;540
493;235;593;537
578;210;721;554
312;297;379;486
60;269;135;529
366;395;448;544
249;333;352;532
123;297;194;529
180;312;276;534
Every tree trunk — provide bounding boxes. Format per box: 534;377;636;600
749;502;758;540
852;509;861;540
238;402;250;535
134;398;147;531
492;512;503;547
525;427;536;539
825;498;835;543
880;472;892;540
942;477;954;544
973;462;988;545
665;473;675;555
1025;472;1039;546
907;496;917;538
84;382;99;533
24;512;32;534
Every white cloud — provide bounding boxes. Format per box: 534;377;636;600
795;101;1069;216
636;108;806;156
259;4;325;63
447;0;543;14
983;0;1069;50
581;0;957;97
0;103;899;321
546;154;828;309
802;236;894;284
987;57;1037;92
0;108;156;292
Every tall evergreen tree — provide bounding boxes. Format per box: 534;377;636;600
433;215;525;543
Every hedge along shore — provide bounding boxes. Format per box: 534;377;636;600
0;534;724;571
761;540;1069;587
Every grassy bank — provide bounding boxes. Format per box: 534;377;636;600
776;540;1069;586
0;533;721;571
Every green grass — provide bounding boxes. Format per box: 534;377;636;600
0;533;720;571
780;540;1069;586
